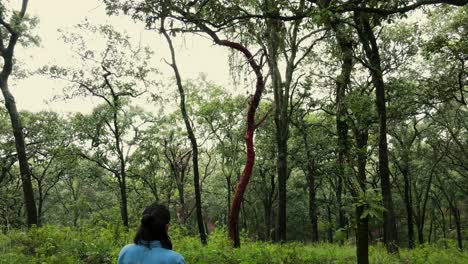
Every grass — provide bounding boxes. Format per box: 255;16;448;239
0;225;466;263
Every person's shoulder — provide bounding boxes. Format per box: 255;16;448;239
119;243;138;253
165;249;185;263
118;243;145;257
117;244;140;264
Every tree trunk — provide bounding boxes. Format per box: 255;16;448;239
276;139;288;242
355;129;370;264
326;204;333;243
268;27;289;244
177;180;186;224
330;15;353;235
119;178;129;227
265;5;303;242
37;183;43;226
175;16;266;248
428;210;434;244
451;206;463;251
417;222;424;246
307;168;319;242
301;132;319;242
354;12;398;253
401;162;415;248
161;24;207;245
437;201;448;249
0;78;38;227
356;206;369;264
417;157;438;245
226;175;231;225
191;145;206;245
112;100;129;228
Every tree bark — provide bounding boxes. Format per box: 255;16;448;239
356;206;369;264
265;2;305;242
354;11;399;254
183;22;266;248
306;165;319;242
113;101;129;228
161;24;207;245
0;0;37;228
267;20;289;244
401;159;415;248
451;206;463;251
326;204;333;243
300;130;319;242
226;175;231;225
355;129;370;264
330;17;353;235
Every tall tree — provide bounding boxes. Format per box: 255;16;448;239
160;18;207;244
263;0;326;242
22;111;73;226
328;11;354;238
0;0;37;227
46;23;154;227
353;10;399;253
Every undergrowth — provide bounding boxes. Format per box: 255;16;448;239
0;225;466;263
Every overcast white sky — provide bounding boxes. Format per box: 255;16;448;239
9;0;233;113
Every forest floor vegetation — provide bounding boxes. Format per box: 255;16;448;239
0;225;466;263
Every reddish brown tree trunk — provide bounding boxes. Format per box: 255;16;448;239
162;19;265;247
228;64;264;247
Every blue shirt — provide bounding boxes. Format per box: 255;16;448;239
117;240;185;264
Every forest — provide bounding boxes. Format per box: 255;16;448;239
0;0;467;263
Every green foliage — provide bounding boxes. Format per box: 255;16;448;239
1;225;467;264
353;189;385;220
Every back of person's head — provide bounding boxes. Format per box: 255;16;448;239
134;202;173;250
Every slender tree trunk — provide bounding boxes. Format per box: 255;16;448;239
187;15;266;248
301;132;319;242
37;183;43;226
226;176;231;225
118;178;129;227
330;15;352;235
266;4;303;242
161;25;207;244
356;206;369;264
307;169;319;242
451;206;463;251
176;181;186;224
241;202;248;231
439;203;448;248
202;34;264;247
0;78;38;227
113;101;129;228
267;23;289;243
355;130;369;264
326;204;333;243
417;157;438;245
401;162;415;248
0;0;36;229
428;210;434;244
417;221;424;246
276;139;288;242
354;12;398;253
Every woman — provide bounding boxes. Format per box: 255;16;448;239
117;203;185;264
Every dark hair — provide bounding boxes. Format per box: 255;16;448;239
134;202;173;250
